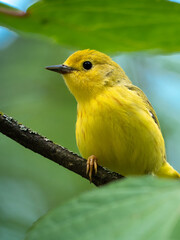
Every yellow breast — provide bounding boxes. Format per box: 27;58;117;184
76;86;165;176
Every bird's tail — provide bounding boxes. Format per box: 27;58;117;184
155;162;180;179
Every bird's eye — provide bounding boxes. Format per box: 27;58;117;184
83;61;92;70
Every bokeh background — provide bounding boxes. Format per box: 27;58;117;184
0;0;180;239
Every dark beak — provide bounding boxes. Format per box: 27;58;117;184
45;64;74;74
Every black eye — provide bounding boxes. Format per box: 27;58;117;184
83;61;92;70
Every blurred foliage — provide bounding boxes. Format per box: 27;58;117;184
26;177;180;240
0;0;180;52
0;37;94;240
0;0;180;240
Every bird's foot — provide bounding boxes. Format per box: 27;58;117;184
86;155;98;183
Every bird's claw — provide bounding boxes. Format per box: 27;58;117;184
86;155;97;182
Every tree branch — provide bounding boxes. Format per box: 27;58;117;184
0;113;124;186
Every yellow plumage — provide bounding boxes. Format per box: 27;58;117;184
47;49;180;179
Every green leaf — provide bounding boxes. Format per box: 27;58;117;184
26;177;180;240
0;0;180;52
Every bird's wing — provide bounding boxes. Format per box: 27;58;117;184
125;85;160;128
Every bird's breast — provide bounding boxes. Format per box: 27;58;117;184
76;88;165;175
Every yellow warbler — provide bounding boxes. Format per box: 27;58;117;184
46;49;180;181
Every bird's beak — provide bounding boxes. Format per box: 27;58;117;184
45;64;74;74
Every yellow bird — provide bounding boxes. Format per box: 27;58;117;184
46;49;180;181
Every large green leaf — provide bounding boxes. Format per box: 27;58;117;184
0;0;180;52
26;177;180;240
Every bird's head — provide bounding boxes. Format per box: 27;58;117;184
46;49;130;103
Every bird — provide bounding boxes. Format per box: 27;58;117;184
46;49;180;181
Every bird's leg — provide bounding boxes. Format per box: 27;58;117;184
86;155;98;182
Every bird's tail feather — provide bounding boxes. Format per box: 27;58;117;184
155;162;180;179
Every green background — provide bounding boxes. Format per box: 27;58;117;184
0;0;180;239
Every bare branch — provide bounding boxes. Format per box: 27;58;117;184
0;113;124;186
